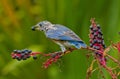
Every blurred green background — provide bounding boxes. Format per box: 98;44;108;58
0;0;120;79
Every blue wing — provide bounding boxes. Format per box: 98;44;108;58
45;24;87;48
46;24;82;41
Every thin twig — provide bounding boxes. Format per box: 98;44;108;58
106;54;120;66
112;66;120;70
103;65;117;79
86;60;96;79
95;55;106;79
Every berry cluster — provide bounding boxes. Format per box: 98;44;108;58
89;18;106;66
11;49;37;61
89;25;106;50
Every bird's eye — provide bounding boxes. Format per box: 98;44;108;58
39;24;42;27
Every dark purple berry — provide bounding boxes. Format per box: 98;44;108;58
28;50;32;53
13;50;18;53
98;34;102;38
24;49;28;51
97;25;100;29
16;56;21;61
93;46;96;49
17;50;21;54
23;51;28;54
95;46;100;50
21;53;25;57
90;26;93;30
33;56;37;60
98;40;102;43
93;27;98;31
93;39;97;43
103;45;106;48
90;43;93;47
98;30;103;35
21;50;25;53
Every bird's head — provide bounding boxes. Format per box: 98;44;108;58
31;21;53;31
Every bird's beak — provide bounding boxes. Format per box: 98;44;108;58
31;25;40;31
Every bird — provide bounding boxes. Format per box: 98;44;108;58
31;21;87;53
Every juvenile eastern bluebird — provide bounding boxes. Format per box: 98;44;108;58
32;21;87;52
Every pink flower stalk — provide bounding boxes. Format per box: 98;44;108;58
43;54;60;68
113;42;120;53
89;18;106;66
43;52;62;68
116;42;120;52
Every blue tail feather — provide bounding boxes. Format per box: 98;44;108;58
69;41;87;49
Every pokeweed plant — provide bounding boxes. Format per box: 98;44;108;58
11;18;120;79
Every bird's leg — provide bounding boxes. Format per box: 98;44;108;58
54;40;66;53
